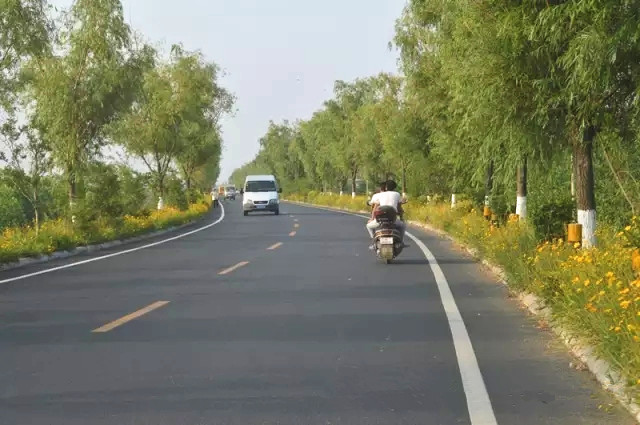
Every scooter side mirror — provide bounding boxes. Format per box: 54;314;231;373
366;200;372;207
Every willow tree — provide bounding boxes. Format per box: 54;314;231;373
26;0;146;215
173;49;232;196
516;1;640;246
0;0;50;108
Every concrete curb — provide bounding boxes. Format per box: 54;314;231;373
0;217;204;273
287;200;640;423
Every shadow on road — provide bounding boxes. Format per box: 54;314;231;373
390;257;477;266
282;211;339;216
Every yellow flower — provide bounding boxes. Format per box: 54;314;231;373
614;326;622;332
572;276;580;284
619;288;630;295
627;324;636;331
620;300;631;309
574;242;581;248
634;336;640;343
584;279;591;287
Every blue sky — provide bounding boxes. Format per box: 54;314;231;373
50;0;405;181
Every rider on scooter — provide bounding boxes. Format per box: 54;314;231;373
366;179;407;250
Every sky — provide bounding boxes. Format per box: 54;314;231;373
49;0;406;182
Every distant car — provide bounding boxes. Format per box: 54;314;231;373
224;186;237;200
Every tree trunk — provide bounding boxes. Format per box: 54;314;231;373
570;154;576;200
401;162;407;197
485;160;494;207
351;172;357;198
338;177;347;196
516;156;527;219
157;174;165;210
33;188;40;235
68;172;77;223
185;176;192;204
574;126;597;248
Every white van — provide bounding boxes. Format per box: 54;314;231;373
241;175;282;216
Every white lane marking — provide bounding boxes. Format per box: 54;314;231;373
284;201;498;424
406;233;498;425
1;204;226;285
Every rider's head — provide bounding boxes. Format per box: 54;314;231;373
386;180;398;191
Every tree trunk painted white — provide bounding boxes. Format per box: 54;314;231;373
451;193;457;208
516;196;527;219
516;157;527;219
578;209;596;248
157;196;164;210
351;191;356;198
339;190;344;196
574;126;597;248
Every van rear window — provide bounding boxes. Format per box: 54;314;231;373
246;181;276;192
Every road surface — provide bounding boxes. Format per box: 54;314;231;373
0;200;635;425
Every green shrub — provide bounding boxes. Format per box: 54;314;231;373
0;184;26;230
531;197;574;241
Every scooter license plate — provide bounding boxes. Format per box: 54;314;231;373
380;237;394;245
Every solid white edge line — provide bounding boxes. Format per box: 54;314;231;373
284;201;498;425
405;232;498;425
1;203;226;285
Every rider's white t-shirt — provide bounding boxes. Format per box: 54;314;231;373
372;191;402;211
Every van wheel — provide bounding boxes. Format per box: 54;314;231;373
274;209;280;216
243;211;248;216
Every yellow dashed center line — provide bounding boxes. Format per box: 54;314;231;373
294;223;300;228
92;301;169;333
267;242;283;250
289;231;297;237
218;261;250;275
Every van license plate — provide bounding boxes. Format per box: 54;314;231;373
380;237;394;245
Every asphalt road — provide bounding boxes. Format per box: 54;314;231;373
0;199;635;425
